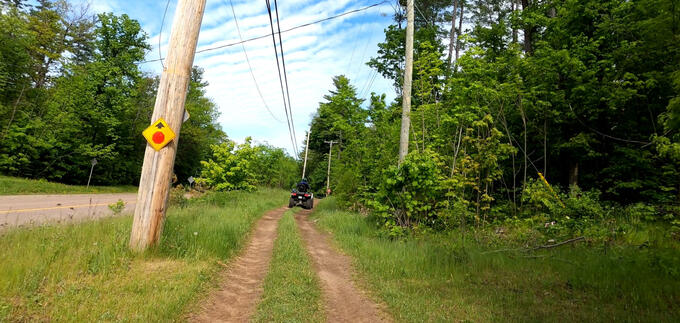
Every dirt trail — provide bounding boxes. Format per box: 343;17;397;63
295;209;391;323
191;206;287;323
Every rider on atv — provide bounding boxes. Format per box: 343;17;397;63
289;178;314;209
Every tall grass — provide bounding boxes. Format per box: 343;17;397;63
0;175;137;195
254;210;324;322
311;198;680;322
0;188;287;321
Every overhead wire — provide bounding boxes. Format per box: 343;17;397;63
225;0;284;123
141;1;389;64
568;104;652;146
265;0;298;157
158;0;171;69
353;23;377;80
272;0;298;155
414;3;432;25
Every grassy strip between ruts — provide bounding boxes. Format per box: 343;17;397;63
310;198;680;322
254;209;324;323
0;188;287;321
0;175;137;195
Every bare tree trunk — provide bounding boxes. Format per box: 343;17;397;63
499;109;517;208
543;118;547;177
410;124;420;153
451;126;464;176
455;0;465;62
521;0;533;54
447;0;458;66
512;0;518;43
519;98;528;196
422;109;426;149
1;85;26;142
398;0;415;165
569;161;579;189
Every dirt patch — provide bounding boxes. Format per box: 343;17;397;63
294;209;391;322
190;206;287;322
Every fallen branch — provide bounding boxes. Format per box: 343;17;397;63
532;236;585;251
520;255;577;265
480;247;524;255
481;236;586;254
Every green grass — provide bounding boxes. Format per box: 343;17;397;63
311;198;680;322
255;210;324;323
0;175;137;195
0;188;287;321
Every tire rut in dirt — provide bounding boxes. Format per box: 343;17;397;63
294;209;391;323
190;206;288;322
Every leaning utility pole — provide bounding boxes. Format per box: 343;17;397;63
130;0;206;251
324;140;337;195
398;0;415;165
301;130;311;179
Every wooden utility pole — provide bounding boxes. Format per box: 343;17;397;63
302;130;311;179
324;140;337;195
398;0;414;165
130;0;206;252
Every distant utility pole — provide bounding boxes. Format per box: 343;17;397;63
398;0;415;165
130;0;206;252
86;158;97;189
324;140;337;195
302;130;310;179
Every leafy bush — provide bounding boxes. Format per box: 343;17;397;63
369;150;447;235
198;139;257;192
197;137;298;192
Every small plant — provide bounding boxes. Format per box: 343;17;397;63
108;199;126;215
169;184;188;208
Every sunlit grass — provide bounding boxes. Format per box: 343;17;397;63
311;198;680;322
0;188;287;321
0;175;137;195
254;210;324;323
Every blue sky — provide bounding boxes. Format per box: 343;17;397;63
76;0;397;156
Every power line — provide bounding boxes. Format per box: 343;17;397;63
414;3;432;25
353;23;376;80
141;1;389;64
158;0;171;69
225;0;283;123
345;23;364;74
265;0;298;157
568;104;651;146
272;0;298;155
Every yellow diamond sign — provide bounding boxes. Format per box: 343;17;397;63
142;118;176;151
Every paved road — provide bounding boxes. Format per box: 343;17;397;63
0;193;137;229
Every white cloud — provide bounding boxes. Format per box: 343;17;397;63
90;0;397;156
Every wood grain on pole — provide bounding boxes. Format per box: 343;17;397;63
130;0;206;251
398;0;414;165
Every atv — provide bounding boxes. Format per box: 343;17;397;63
288;182;314;209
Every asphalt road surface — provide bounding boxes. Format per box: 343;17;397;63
0;193;137;229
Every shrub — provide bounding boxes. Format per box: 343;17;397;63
368;150;447;233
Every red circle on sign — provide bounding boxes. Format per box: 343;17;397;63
152;131;165;144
